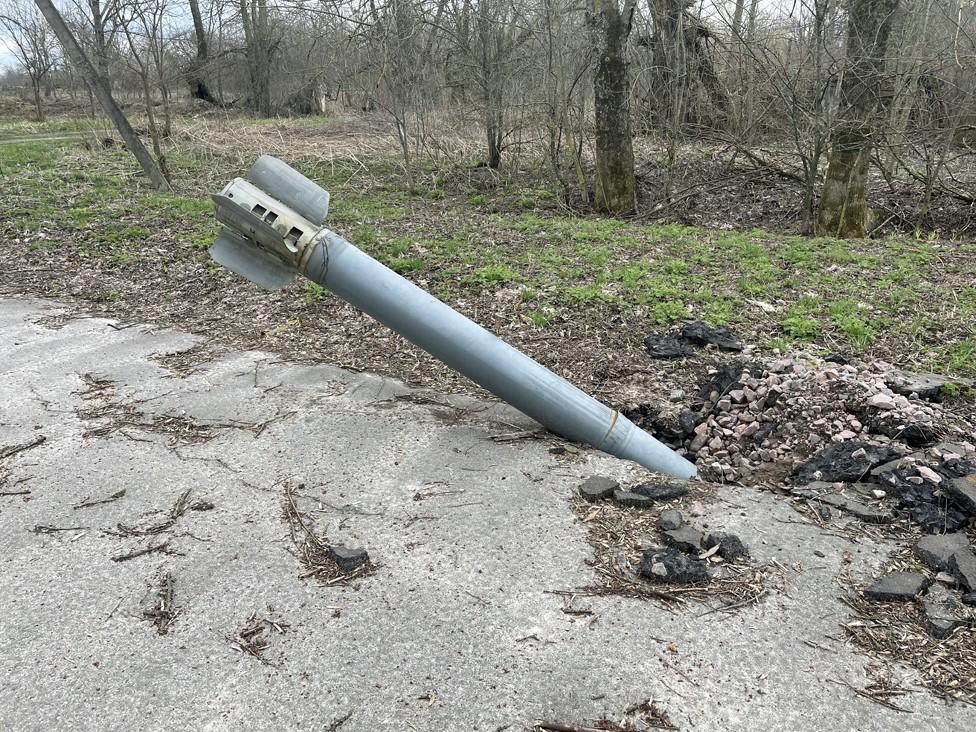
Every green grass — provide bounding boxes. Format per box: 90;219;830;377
0;140;62;173
3;115;973;378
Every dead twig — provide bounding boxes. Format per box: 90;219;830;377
111;539;171;562
828;678;914;714
31;525;88;533
142;572;177;635
0;435;46;461
74;489;126;510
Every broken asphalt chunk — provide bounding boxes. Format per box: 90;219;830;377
914;533;971;571
632;481;689;501
944;475;976;516
662;526;704;554
639;547;710;584
328;545;369;573
679;321;743;352
864;572;930;602
644;321;743;359
949;549;976;592
643;334;695;359
921;584;969;639
656;509;685;531
703;532;750;561
794;441;899;484
887;371;974;401
792;484;894;524
612;490;656;508
579;476;619;501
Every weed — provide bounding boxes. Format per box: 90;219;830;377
471;264;519;284
304;282;329;303
649;300;689;325
526;310;552;327
563;285;610;304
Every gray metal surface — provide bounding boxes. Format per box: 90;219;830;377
246;154;330;225
210;231;296;290
210;157;696;479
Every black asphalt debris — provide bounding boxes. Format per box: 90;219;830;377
704;532;750;561
632;482;689;501
643;321;743;359
639;547;710;584
578;476;619;501
794;441;898;484
864;572;930;602
662;526;704;554
329;545;370;573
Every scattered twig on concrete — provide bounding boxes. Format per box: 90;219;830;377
325;711;353;731
230;612;289;667
0;490;31;497
828;677;914;714
73;489;126;510
111;539;171;562
536;723;606;732
31;525;88;533
491;429;540;442
0;435;46;461
142;572;177;635
111;489;192;536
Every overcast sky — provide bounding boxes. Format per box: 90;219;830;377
0;40;16;70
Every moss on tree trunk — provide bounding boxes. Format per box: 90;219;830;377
816;0;900;238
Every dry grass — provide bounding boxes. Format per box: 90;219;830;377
536;698;678;731
281;481;375;585
839;557;976;706
230;612;290;666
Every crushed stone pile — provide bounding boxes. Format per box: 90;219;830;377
632;353;974;486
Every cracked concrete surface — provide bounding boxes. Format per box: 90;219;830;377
1;296;973;731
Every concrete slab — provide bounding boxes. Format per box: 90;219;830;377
1;296;973;731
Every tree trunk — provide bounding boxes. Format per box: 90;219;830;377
816;0;900;238
485;92;502;168
240;0;273;116
187;0;216;103
33;0;171;191
648;0;685;129
591;0;637;215
31;76;44;120
87;0;112;90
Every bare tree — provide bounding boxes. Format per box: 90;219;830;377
33;0;171;190
186;0;216;102
0;0;58;119
120;0;172;178
240;0;276;115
